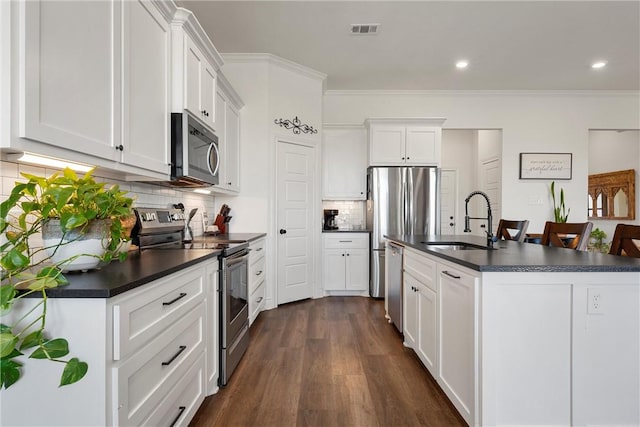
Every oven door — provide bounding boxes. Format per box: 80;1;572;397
222;250;249;347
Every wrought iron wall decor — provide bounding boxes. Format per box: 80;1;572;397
274;116;318;135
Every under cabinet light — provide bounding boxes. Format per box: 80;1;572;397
6;152;94;173
193;189;212;195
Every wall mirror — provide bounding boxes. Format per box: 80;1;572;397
588;169;636;220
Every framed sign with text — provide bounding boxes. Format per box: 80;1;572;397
519;152;572;180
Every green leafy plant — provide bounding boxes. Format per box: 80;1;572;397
550;181;570;223
0;167;133;389
589;228;610;254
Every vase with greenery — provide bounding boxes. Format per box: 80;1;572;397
589;228;610;254
550;181;570;223
0;167;133;389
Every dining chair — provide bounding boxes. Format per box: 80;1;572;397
541;221;593;251
608;224;640;258
496;219;530;242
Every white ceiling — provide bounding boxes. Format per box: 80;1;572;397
180;1;640;91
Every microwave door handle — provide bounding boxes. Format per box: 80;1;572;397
207;142;220;176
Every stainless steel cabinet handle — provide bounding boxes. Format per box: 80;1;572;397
161;345;186;366
162;292;187;306
169;406;186;427
442;271;461;279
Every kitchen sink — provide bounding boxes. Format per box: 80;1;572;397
421;242;495;251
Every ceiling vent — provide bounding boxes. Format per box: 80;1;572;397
351;24;380;35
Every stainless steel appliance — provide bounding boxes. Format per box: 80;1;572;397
366;167;439;298
387;242;404;333
170;112;220;187
130;207;250;387
323;209;339;230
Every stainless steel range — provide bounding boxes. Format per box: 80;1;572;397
131;207;250;387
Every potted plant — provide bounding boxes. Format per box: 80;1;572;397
589;228;610;254
550;181;570;222
0;167;133;389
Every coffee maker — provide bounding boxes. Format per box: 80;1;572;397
323;209;339;230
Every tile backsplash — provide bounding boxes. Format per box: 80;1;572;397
322;200;366;230
0;160;216;237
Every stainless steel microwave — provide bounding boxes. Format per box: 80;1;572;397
170;112;220;187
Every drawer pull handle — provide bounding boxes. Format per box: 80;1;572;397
443;271;461;280
169;406;187;427
256;297;263;303
256;247;263;252
339;240;353;243
163;292;187;306
162;345;187;366
256;270;263;276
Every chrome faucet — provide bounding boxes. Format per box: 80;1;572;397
464;190;495;248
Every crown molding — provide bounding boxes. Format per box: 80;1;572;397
217;72;244;108
324;89;640;97
364;117;447;127
223;53;327;82
172;7;224;70
323;123;366;130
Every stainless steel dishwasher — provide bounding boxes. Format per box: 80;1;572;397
386;242;404;333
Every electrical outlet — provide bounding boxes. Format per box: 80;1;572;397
587;288;604;314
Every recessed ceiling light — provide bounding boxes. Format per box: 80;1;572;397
456;60;469;69
591;61;607;69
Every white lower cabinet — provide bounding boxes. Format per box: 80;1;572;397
322;233;369;293
205;261;219;395
248;237;266;324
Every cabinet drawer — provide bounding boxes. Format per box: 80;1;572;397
112;265;205;360
249;238;265;264
250;257;266;289
323;234;369;249
142;354;205;427
250;280;265;323
404;249;437;292
113;303;205;426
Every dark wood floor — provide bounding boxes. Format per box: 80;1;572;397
190;297;466;427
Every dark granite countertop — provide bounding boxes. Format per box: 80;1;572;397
199;233;266;243
385;234;640;272
22;248;221;299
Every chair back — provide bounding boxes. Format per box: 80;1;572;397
496;219;529;242
541;221;593;251
608;224;640;258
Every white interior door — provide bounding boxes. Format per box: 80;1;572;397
480;158;501;232
276;141;315;304
440;169;458;235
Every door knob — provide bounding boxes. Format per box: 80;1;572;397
279;229;287;234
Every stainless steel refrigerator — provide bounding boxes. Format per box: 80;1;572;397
366;167;440;300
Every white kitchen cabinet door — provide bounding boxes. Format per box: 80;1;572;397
224;102;240;192
405;127;440;165
438;264;477;426
369;126;406;165
20;0;119;161
322;127;367;200
323;249;347;290
205;261;219;395
183;35;216;130
345;248;368;291
403;276;418;349
417;283;437;375
121;0;170;175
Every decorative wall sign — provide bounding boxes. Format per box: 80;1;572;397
274;116;318;135
519;152;572;180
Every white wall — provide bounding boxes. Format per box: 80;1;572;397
324;91;640;233
588;130;640;239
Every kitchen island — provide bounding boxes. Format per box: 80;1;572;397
386;234;640;427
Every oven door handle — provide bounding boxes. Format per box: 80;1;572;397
225;251;249;267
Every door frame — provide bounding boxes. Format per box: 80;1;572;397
272;136;322;306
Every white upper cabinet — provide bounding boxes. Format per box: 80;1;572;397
213;73;243;194
322;126;367;200
121;0;171;174
19;0;119;161
16;0;174;177
365;118;446;166
171;8;224;132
